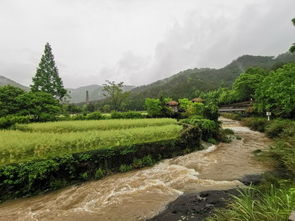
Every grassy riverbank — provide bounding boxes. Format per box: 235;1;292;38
208;115;295;221
0;118;205;202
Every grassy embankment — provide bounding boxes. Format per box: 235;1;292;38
209;114;295;221
0;118;202;202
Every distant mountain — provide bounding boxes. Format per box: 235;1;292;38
0;75;29;91
67;84;135;103
121;52;295;110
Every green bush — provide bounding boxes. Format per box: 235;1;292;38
0;124;202;202
95;168;106;179
265;119;295;138
71;114;87;120
111;111;143;119
119;164;133;172
221;113;242;121
0;115;31;129
180;117;219;141
86;111;103;120
241;117;269;132
208;183;295;221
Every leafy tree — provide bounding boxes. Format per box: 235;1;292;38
290;18;295;53
16;92;61;121
254;63;295;117
144;98;162;117
31;43;67;100
0;86;25;117
102;80;130;111
232;67;268;101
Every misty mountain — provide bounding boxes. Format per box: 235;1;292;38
0;75;29;91
122;52;295;109
67;84;135;103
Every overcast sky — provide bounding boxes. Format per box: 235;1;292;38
0;0;294;88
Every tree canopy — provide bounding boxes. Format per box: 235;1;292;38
31;43;67;100
102;80;130;111
254;63;295;117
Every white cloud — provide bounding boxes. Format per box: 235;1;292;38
0;0;294;88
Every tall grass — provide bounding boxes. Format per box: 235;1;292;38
207;184;295;221
14;118;176;133
0;124;182;165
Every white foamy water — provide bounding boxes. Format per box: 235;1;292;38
0;118;272;221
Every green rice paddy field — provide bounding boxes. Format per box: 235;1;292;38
0;118;181;166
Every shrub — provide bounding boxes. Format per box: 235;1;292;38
265;119;295;138
208;183;295;221
119;164;132;172
111;111;143;119
0;115;31;129
71;114;87;120
241;117;269;132
180;117;219;141
95;168;106;179
86;111;103;120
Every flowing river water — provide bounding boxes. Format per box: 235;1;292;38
0;117;272;221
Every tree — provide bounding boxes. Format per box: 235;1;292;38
233;67;268;101
144;98;162;117
16;92;61;121
254;63;295;117
290;18;295;53
31;43;67;100
0;85;25;117
102;80;130;111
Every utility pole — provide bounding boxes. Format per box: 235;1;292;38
86;90;89;104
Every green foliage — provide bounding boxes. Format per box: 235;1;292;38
15;118;176;133
119;164;132;173
0;115;31;129
144;98;162;117
208;184;295;221
0;85;25;117
180;117;219;141
110;111;143;119
31;43;67;100
265;119;295;138
221;113;242;121
254;63;295;118
1;122;181;165
102;80;130;111
95;168;106;179
241;117;270;132
86;111;103;120
16;91;61;121
233;67;268;101
0;124;202;201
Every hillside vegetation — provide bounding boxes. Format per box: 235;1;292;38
93;52;295;110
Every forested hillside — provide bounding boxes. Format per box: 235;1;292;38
122;52;295;110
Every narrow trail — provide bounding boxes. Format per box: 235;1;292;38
0;118;272;221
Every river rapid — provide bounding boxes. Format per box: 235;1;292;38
0;117;272;221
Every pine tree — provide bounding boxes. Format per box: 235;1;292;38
31;43;67;100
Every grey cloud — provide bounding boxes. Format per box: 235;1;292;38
0;0;294;88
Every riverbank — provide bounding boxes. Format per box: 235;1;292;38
0;118;272;221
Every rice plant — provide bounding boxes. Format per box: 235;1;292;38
0;124;182;165
14;118;176;133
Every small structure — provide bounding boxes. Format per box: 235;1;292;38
192;97;204;103
166;100;179;112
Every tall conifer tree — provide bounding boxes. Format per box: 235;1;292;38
31;43;67;100
290;18;295;53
